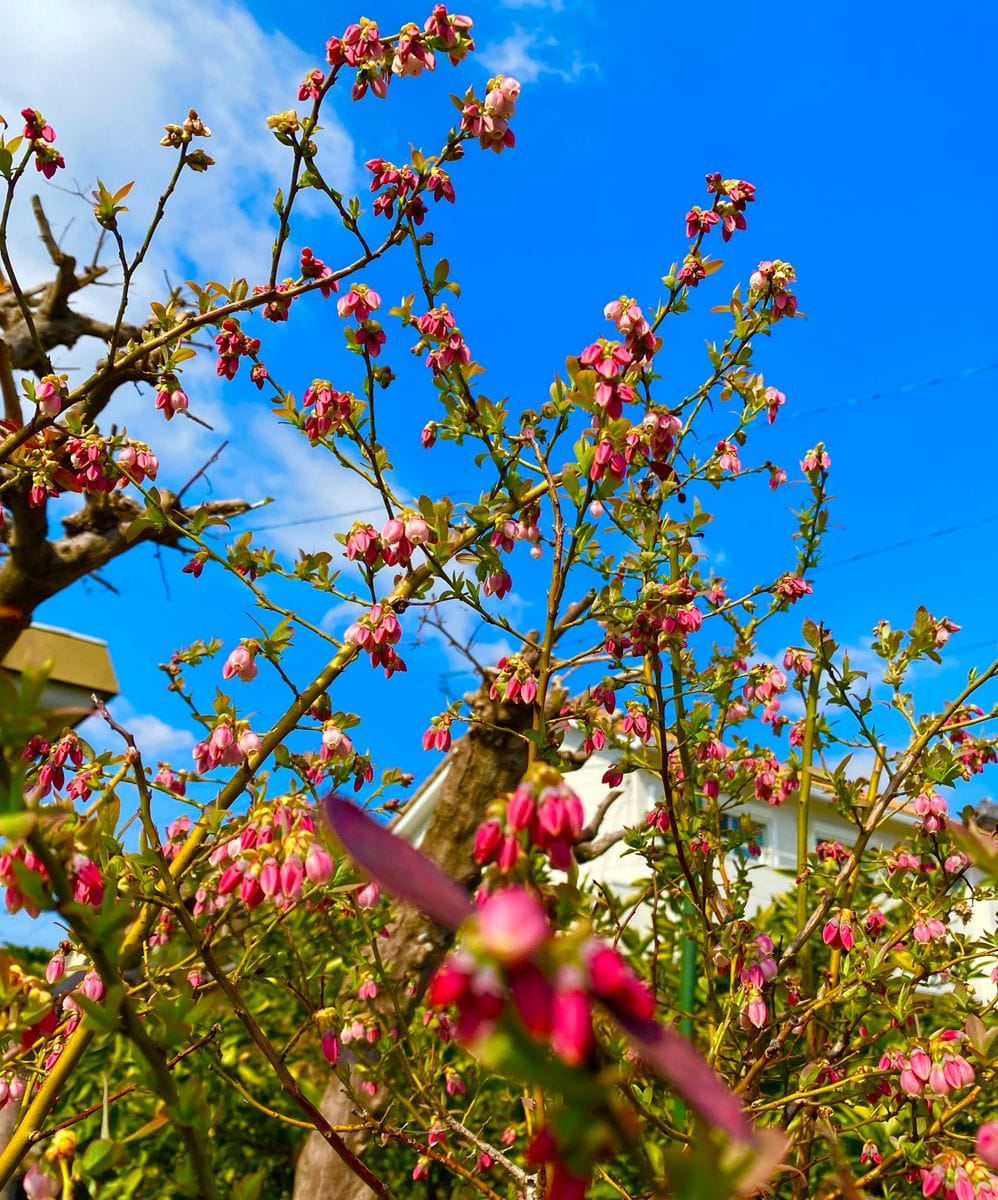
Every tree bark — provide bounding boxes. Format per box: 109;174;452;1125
0;490;252;658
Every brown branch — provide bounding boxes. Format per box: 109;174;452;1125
0;491;253;656
0;340;20;423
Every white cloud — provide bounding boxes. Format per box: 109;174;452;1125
0;0;354;324
409;589;515;676
479;28;594;84
77;700;194;760
223;411;387;559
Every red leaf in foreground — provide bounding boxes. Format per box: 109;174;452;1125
324;796;474;931
610;1009;753;1143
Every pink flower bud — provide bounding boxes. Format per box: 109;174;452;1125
80;971;105;1003
909;1046;932;1081
473;819;502;865
921;1166;944;1198
259;858;280;898
404;516;430;544
550;980;593;1066
506;786;534;832
222;645;258;682
902;1070;926;1099
356;880;380;908
476;887;548;965
305;844;334;885
240;874;264;909
321;1029;340;1066
509;961;554;1038
280;855;304;900
977;1121;998;1169
238;730;261;757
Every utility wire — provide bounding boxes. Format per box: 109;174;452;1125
821;511;998;570
784;361;998;423
241;505;380;533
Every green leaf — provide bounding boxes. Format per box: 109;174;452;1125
82;1138;123;1176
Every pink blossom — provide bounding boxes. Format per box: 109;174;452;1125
473;819;502;865
764;386;786;424
23;1164;59;1200
356;880;381;908
337;283;381;322
550;977;593;1066
222;644;258;682
280;855;304;900
34;377;63;418
476;887;549;966
685;206;720;238
321;1029;340;1066
801;446;831;474
977;1123;998;1170
305;844;334;885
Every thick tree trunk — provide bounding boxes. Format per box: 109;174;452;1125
292;681;534;1200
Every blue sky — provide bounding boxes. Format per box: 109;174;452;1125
2;0;997;938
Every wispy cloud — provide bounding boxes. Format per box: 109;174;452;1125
221;412;387;559
479;28;594;85
78;700;194;761
0;0;354;316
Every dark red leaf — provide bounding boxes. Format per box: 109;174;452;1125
610;1008;753;1142
324;796;474;930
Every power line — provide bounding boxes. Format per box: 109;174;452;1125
243;505;381;533
784;361;998;423
218;363;998;541
821;511;998;570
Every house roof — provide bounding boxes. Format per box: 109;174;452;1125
1;624;119;699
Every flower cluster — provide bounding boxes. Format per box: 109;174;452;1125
0;847;49;918
32;374;67;419
20;107;65;178
366;156;455;226
921;1151;997;1200
913;791;948;834
301;380;355;443
325;9;473;102
421;716;452;753
742;663;789;725
253;279;295;323
344;602;406;676
214;318;261;380
488;653;538;705
153;377;189;420
205;799;335;914
603;580;704;661
736;753;799;806
413;305;472;377
474;768;585;873
192;719;260;774
774;573;812;604
749;258;799;320
945;707;998;778
822;910;855;952
882;1033;975;1099
299;246;337;297
345;513;433;570
685;175;755;242
460;74;520;152
430;887;654;1061
22;734;86;800
579;340;636;421
490;510;540;554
